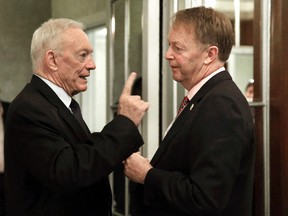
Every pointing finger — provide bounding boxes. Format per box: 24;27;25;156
121;72;137;96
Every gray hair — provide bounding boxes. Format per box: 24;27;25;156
30;18;84;71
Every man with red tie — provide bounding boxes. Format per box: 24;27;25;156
124;7;255;216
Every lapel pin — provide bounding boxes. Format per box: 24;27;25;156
190;104;194;110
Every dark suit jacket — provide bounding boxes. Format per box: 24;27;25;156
4;75;143;216
131;71;255;216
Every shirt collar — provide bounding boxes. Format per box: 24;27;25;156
35;74;72;108
186;67;225;100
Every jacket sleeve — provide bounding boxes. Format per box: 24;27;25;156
5;101;143;191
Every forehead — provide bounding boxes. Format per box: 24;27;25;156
167;25;195;44
62;28;92;51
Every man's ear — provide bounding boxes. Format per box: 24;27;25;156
204;45;218;64
46;50;58;71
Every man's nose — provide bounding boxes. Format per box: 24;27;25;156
165;47;173;60
87;57;96;70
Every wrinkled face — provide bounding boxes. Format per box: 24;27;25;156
165;25;208;90
54;28;96;96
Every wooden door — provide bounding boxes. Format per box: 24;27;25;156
269;0;288;215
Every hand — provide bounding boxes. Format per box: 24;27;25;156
118;72;149;126
124;152;153;184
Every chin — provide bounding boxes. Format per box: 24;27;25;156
76;85;88;94
81;86;88;92
172;74;182;82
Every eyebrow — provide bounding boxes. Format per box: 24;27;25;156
77;47;93;53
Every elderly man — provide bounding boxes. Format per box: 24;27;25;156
5;18;149;216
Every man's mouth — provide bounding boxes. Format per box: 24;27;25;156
170;65;178;69
171;67;178;71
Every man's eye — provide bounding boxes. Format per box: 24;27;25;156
173;46;182;52
81;52;87;58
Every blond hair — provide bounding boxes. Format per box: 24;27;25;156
173;6;234;62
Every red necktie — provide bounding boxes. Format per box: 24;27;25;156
177;96;189;116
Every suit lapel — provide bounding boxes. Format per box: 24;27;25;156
151;71;232;165
150;98;197;165
30;75;89;141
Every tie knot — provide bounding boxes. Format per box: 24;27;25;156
182;96;189;103
70;99;80;109
69;99;82;117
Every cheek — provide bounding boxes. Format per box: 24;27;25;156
179;56;194;70
187;52;205;67
175;54;189;66
61;55;80;69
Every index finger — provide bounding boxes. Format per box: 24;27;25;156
121;72;137;96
